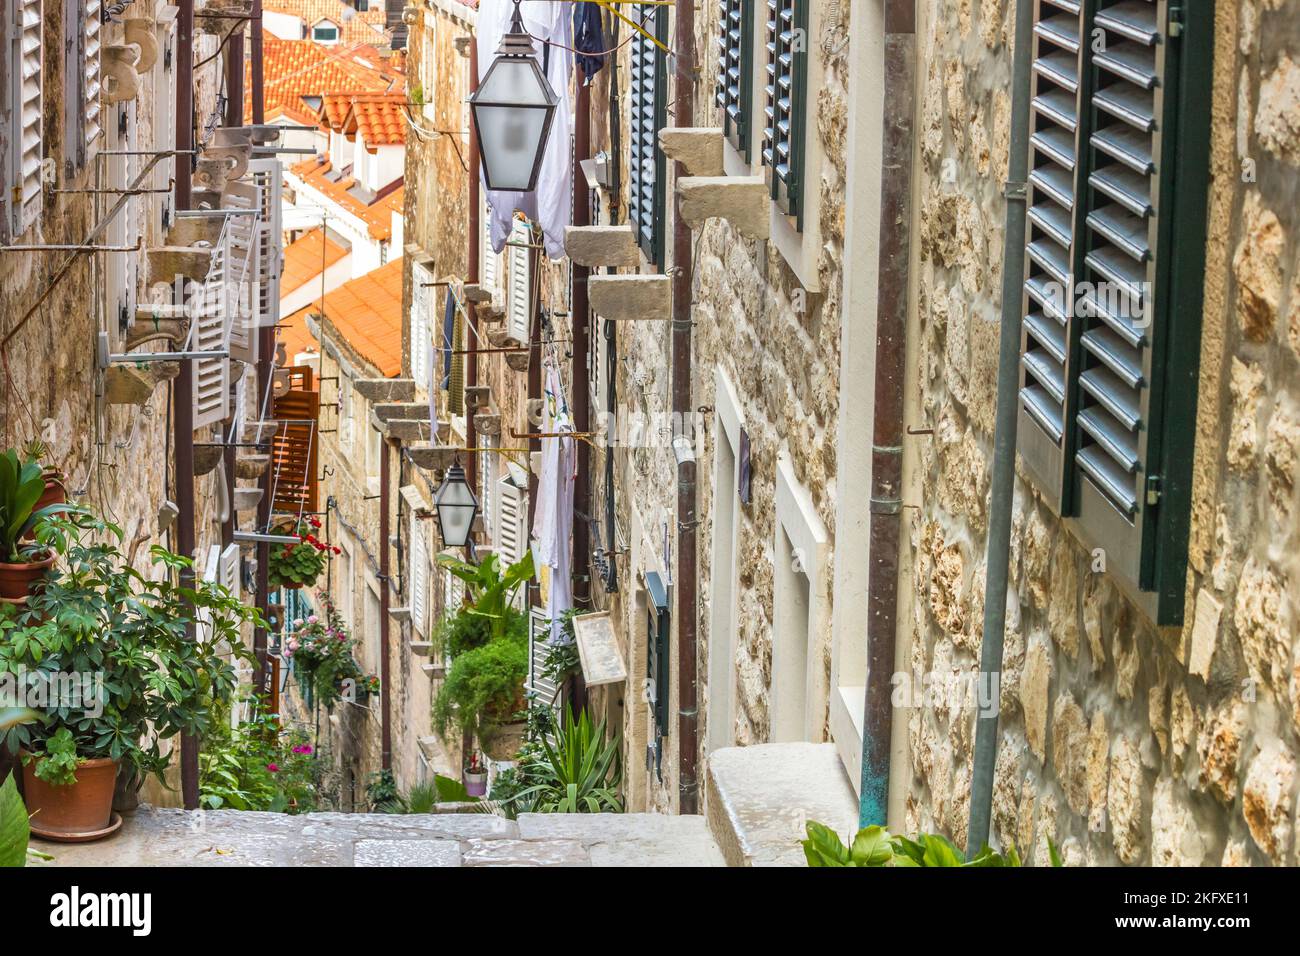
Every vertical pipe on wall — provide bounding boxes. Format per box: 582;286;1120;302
251;0;272;694
568;78;592;712
220;23;245;555
379;438;393;770
466;42;480;494
966;0;1034;858
858;0;915;828
671;0;699;815
175;0;199;810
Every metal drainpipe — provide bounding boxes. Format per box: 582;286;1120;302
220;21;245;553
466;42;480;495
251;0;272;695
175;0;199;810
380;438;393;770
569;78;592;712
671;0;698;815
859;0;916;828
966;0;1034;858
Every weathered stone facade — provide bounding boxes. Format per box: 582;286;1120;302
903;0;1300;865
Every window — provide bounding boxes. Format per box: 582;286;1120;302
715;0;754;159
6;0;44;235
1014;0;1212;625
762;0;809;225
410;260;433;391
312;22;339;43
706;369;744;752
770;456;829;743
628;2;668;265
364;578;382;673
644;572;670;780
480;202;501;293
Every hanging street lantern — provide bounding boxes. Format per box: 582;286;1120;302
434;461;479;548
468;0;559;192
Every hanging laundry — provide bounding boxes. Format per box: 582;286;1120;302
440;286;456;389
530;360;576;645
573;1;606;81
476;0;573;260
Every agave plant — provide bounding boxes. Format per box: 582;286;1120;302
513;706;622;814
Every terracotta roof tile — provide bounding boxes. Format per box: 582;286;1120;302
286;259;406;377
343;93;409;148
281;228;350;296
287;154;404;240
244;34;397;123
263;0;390;44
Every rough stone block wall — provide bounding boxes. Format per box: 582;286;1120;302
905;0;1300;865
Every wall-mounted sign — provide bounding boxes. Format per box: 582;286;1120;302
571;611;627;687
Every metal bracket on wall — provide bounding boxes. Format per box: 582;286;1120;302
96;332;228;368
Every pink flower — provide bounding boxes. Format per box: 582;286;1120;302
267;763;279;773
307;615;318;624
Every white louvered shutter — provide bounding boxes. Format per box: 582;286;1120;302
480;203;499;291
441;567;464;621
506;220;531;343
527;607;559;715
219;543;241;598
222;181;261;364
151;11;177;235
64;0;102;171
410;261;432;388
10;0;43;234
478;436;496;541
193;224;231;428
197;544;221;640
247;158;282;328
494;477;527;609
410;510;428;636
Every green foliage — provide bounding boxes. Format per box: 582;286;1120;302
0;447;76;561
0;515;261;785
267;519;335;589
435;551;535;642
0;772;30;867
511;707;622;814
540;611;582;689
200;705;324;813
366;769;401;811
285;597;362;710
802;822;1034;867
433;773;476;803
27;727;80;786
433;629;528;738
430;601;496;659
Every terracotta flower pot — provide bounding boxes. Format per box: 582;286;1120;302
0;550;54;600
21;753;119;842
21;475;67;542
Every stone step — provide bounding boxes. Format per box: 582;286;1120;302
705;743;858;867
354;378;416;403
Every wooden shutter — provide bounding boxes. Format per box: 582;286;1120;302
506;219;531;343
10;0;43;234
193;224;231;429
248;158;282;329
480;204;500;291
716;0;753;158
478;436;496;541
495;477;527;610
219;542;241;598
1016;0;1088;501
410;261;432;387
64;0;102;171
410;509;429;636
762;0;807;223
527;607;559;713
270;371;320;514
628;3;667;264
448;307;464;415
152;11;177;234
223;181;262;365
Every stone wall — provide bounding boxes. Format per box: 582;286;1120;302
903;0;1300;865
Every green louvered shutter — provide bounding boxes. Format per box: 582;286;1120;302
716;0;754;159
761;0;807;225
629;3;668;265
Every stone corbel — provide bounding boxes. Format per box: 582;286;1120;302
473;412;501;437
406;445;460;471
588;274;671;321
504;351;529;372
677;176;771;240
124;18;160;73
103;45;143;104
104;361;179;407
147;245;214;284
564;224;640;268
194;157;233;192
355;378;417;403
658;128;725;177
465;385;491;409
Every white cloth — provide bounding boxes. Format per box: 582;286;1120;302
476;0;573;260
530;360;576;643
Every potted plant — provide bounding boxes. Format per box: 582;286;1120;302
463;751;488;797
267;517;337;590
356;674;381;703
510;707;622;814
283;598;361;710
0;448;76;600
21;439;67;524
0;515;261;841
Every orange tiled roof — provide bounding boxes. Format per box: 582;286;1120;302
263;0;390;44
279;309;319;361
319;92;355;132
288;154;405;240
286;259;406;377
281;228;350;296
245;34;398;124
343;93;408;148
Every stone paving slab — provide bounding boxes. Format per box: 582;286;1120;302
29;806;727;867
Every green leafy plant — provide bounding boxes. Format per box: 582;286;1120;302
0;516;262;785
0;708;44;867
267;517;337;589
284;596;362;710
511;707;622;814
435;551;535;642
802;822;1043;867
431;628;528;738
0;448;75;561
26;727;80;787
366;769;401;811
